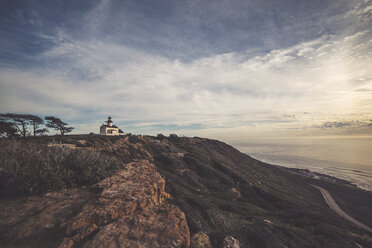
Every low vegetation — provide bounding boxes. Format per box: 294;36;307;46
0;139;120;195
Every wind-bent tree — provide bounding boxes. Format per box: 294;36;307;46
0;121;18;138
0;113;31;137
26;115;46;136
35;128;49;136
45;116;74;136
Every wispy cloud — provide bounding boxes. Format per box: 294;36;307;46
314;121;360;129
1;28;371;136
0;0;371;137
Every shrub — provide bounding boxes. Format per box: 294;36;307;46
128;135;141;144
169;133;179;140
156;133;166;140
0;140;121;195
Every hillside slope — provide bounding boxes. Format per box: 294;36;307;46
0;135;371;248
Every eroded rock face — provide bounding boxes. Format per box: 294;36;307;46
0;160;190;248
84;202;189;248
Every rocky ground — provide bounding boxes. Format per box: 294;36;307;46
0;160;189;248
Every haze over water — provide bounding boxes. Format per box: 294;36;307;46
233;137;372;191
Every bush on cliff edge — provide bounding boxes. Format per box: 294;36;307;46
0;140;121;195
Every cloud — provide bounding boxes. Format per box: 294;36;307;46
313;119;372;129
366;120;372;127
0;0;371;137
314;121;356;129
1;27;371;136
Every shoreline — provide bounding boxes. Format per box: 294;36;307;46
247;154;372;192
283;165;372;192
234;137;372;192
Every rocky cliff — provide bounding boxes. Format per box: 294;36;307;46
0;160;189;248
0;135;371;248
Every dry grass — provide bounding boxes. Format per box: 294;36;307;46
0;139;121;195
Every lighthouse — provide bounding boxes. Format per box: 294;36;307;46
99;116;124;135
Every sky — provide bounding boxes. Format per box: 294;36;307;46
0;0;371;140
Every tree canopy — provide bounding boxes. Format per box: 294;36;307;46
0;121;18;138
0;113;31;137
45;116;74;136
0;113;50;137
0;113;74;138
27;115;48;136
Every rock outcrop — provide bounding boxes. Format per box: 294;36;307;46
223;236;240;248
190;232;212;248
0;160;190;248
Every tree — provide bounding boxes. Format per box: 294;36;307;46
26;115;46;136
45;116;74;135
0;121;18;138
35;128;49;136
0;113;31;137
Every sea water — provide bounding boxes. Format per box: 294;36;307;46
232;137;372;191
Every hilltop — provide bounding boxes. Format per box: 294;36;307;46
0;134;371;248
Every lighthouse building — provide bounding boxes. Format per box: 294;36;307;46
100;116;124;136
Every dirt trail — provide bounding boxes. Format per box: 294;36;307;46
313;185;372;233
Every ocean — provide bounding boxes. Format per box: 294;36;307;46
232;137;372;191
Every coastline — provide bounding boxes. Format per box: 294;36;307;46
245;153;372;192
283;166;363;190
233;137;372;192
